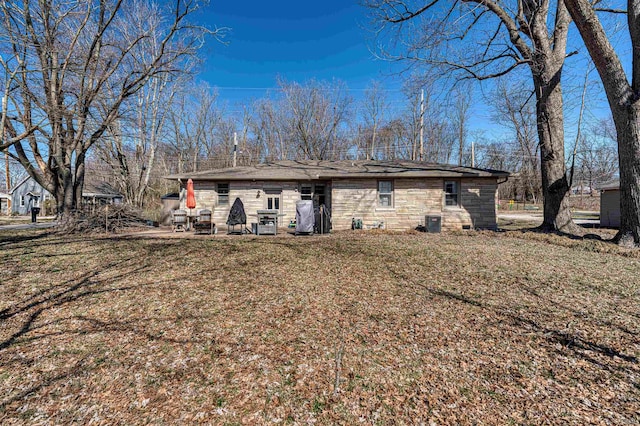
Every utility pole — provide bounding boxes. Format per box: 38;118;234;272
233;132;237;167
419;89;424;162
471;141;475;168
4;150;9;192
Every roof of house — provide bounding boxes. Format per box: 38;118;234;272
83;181;123;198
8;175;36;195
598;180;620;191
0;191;9;199
5;176;123;198
165;160;510;181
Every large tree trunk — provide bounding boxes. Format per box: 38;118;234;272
564;0;640;246
55;170;75;216
534;73;576;232
613;102;640;246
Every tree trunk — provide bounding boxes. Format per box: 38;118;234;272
534;74;576;232
613;102;640;246
55;169;74;216
563;0;640;245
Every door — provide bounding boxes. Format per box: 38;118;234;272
265;189;282;225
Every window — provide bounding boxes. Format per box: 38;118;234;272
378;180;393;208
217;183;229;205
299;183;327;206
20;196;25;207
444;180;459;207
300;184;312;200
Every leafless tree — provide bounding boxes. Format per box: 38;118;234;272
450;87;472;166
253;97;290;161
574;120;618;195
365;0;578;232
0;0;219;215
165;84;227;172
362;80;389;159
563;0;640;245
95;72;179;208
278;78;352;160
490;79;541;202
0;155;28;193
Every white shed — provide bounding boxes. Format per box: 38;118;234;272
600;180;620;228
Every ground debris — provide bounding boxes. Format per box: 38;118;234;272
54;205;151;234
0;231;638;424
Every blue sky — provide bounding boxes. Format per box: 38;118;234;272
194;0;617;141
196;1;408;109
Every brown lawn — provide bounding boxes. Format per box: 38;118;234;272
0;229;639;425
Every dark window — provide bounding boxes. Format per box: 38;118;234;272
300;184;312;200
217;183;229;205
444;180;459;207
315;184;326;206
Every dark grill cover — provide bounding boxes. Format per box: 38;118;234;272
226;197;247;225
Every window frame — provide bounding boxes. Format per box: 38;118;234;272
217;182;230;206
377;180;394;208
444;180;461;208
300;183;313;200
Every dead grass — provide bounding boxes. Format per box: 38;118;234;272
0;229;639;425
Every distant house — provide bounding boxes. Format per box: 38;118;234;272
165;160;510;232
600;180;620;228
8;176;53;215
82;181;124;206
0;191;9;215
5;177;124;215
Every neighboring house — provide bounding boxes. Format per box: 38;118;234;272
82;181;124;205
0;191;9;215
8;176;52;215
600;180;620;228
165;160;510;232
7;177;124;215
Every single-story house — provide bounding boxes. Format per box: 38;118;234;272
82;181;124;205
6;176;124;215
600;180;620;228
165;160;510;232
8;176;53;215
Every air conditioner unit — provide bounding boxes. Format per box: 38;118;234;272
425;215;441;233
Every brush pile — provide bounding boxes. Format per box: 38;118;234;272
55;205;151;234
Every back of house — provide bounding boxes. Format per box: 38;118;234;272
165;160;510;232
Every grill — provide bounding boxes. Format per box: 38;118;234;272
256;209;279;235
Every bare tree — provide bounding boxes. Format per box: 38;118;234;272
362;80;389;160
451;88;471;166
490;79;541;202
366;0;578;232
278;78;352;160
574;120;618;195
165;84;227;172
563;0;640;245
95;72;179;207
253;97;290;161
0;0;218;215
